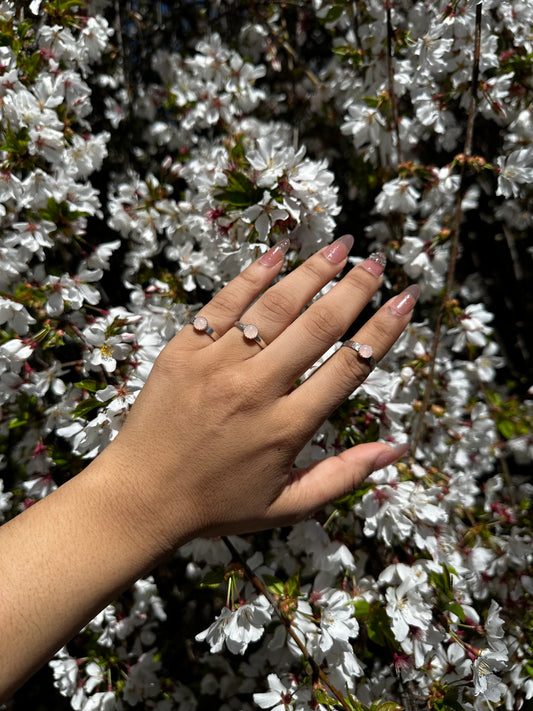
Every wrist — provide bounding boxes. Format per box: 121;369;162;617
97;436;197;561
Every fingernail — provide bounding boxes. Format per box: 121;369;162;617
323;234;354;264
372;442;410;471
389;284;420;315
359;251;387;277
259;238;291;266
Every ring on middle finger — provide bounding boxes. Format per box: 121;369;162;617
342;340;377;370
234;321;267;349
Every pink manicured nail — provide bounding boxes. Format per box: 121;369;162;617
372;442;411;471
389;284;420;315
259;238;291;266
323;234;354;263
359;251;387;277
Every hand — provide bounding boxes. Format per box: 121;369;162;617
0;236;419;698
108;235;418;549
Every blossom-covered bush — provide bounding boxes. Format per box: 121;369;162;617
1;1;532;709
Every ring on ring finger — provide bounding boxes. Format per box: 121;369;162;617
342;340;377;370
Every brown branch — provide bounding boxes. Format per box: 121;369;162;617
386;2;403;165
411;2;483;455
222;536;354;711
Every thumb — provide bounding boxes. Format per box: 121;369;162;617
274;442;410;522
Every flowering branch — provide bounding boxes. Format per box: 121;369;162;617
222;536;354;711
411;1;483;455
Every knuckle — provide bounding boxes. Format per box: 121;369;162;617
238;267;261;291
299;258;328;283
367;319;391;347
260;288;295;322
208;289;239;317
344;271;376;300
303;304;343;345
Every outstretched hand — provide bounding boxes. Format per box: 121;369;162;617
0;236;419;699
108;235;418;549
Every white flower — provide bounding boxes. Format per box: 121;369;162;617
84;323;133;372
375;178;420;214
316;589;359;654
385;579;433;644
451;303;494;352
49;649;79;697
254;673;293;710
0;479;12;522
196;595;271;655
83;691;118;711
473;645;508;702
496;148;533;198
242;195;289;242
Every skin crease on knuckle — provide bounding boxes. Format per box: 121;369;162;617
256;286;297;323
340;267;379;302
299;254;335;283
301;302;345;347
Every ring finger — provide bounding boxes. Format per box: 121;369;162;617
286;284;420;427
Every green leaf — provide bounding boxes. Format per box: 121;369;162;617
9;415;30;429
374;702;404;711
74;379;105;393
366;606;397;649
199;568;225;588
447;602;466;622
262;574;285;596
497;419;515;439
351;599;371;619
325;4;344;22
70;398;104;419
214;170;263;209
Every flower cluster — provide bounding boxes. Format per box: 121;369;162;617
1;1;532;710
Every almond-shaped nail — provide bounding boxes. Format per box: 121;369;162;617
389;284;420;315
372;442;411;471
359;251;387;277
259;237;291;266
323;234;354;264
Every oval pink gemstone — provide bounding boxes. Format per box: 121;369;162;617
243;324;258;340
193;316;208;331
359;343;373;359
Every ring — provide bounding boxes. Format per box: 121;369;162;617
233;321;267;349
189;316;220;341
342;340;377;370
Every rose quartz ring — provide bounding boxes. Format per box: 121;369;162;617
342;340;377;370
190;315;220;341
234;321;267;349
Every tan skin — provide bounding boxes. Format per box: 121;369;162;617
0;235;418;700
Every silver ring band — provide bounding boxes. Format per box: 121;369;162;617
342;340;377;370
233;321;267;349
189;316;220;341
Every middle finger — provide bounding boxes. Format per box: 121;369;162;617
229;238;385;354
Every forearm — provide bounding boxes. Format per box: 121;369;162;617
0;446;187;701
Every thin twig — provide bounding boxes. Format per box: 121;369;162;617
386;2;402;164
222;536;354;711
411;2;483;455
